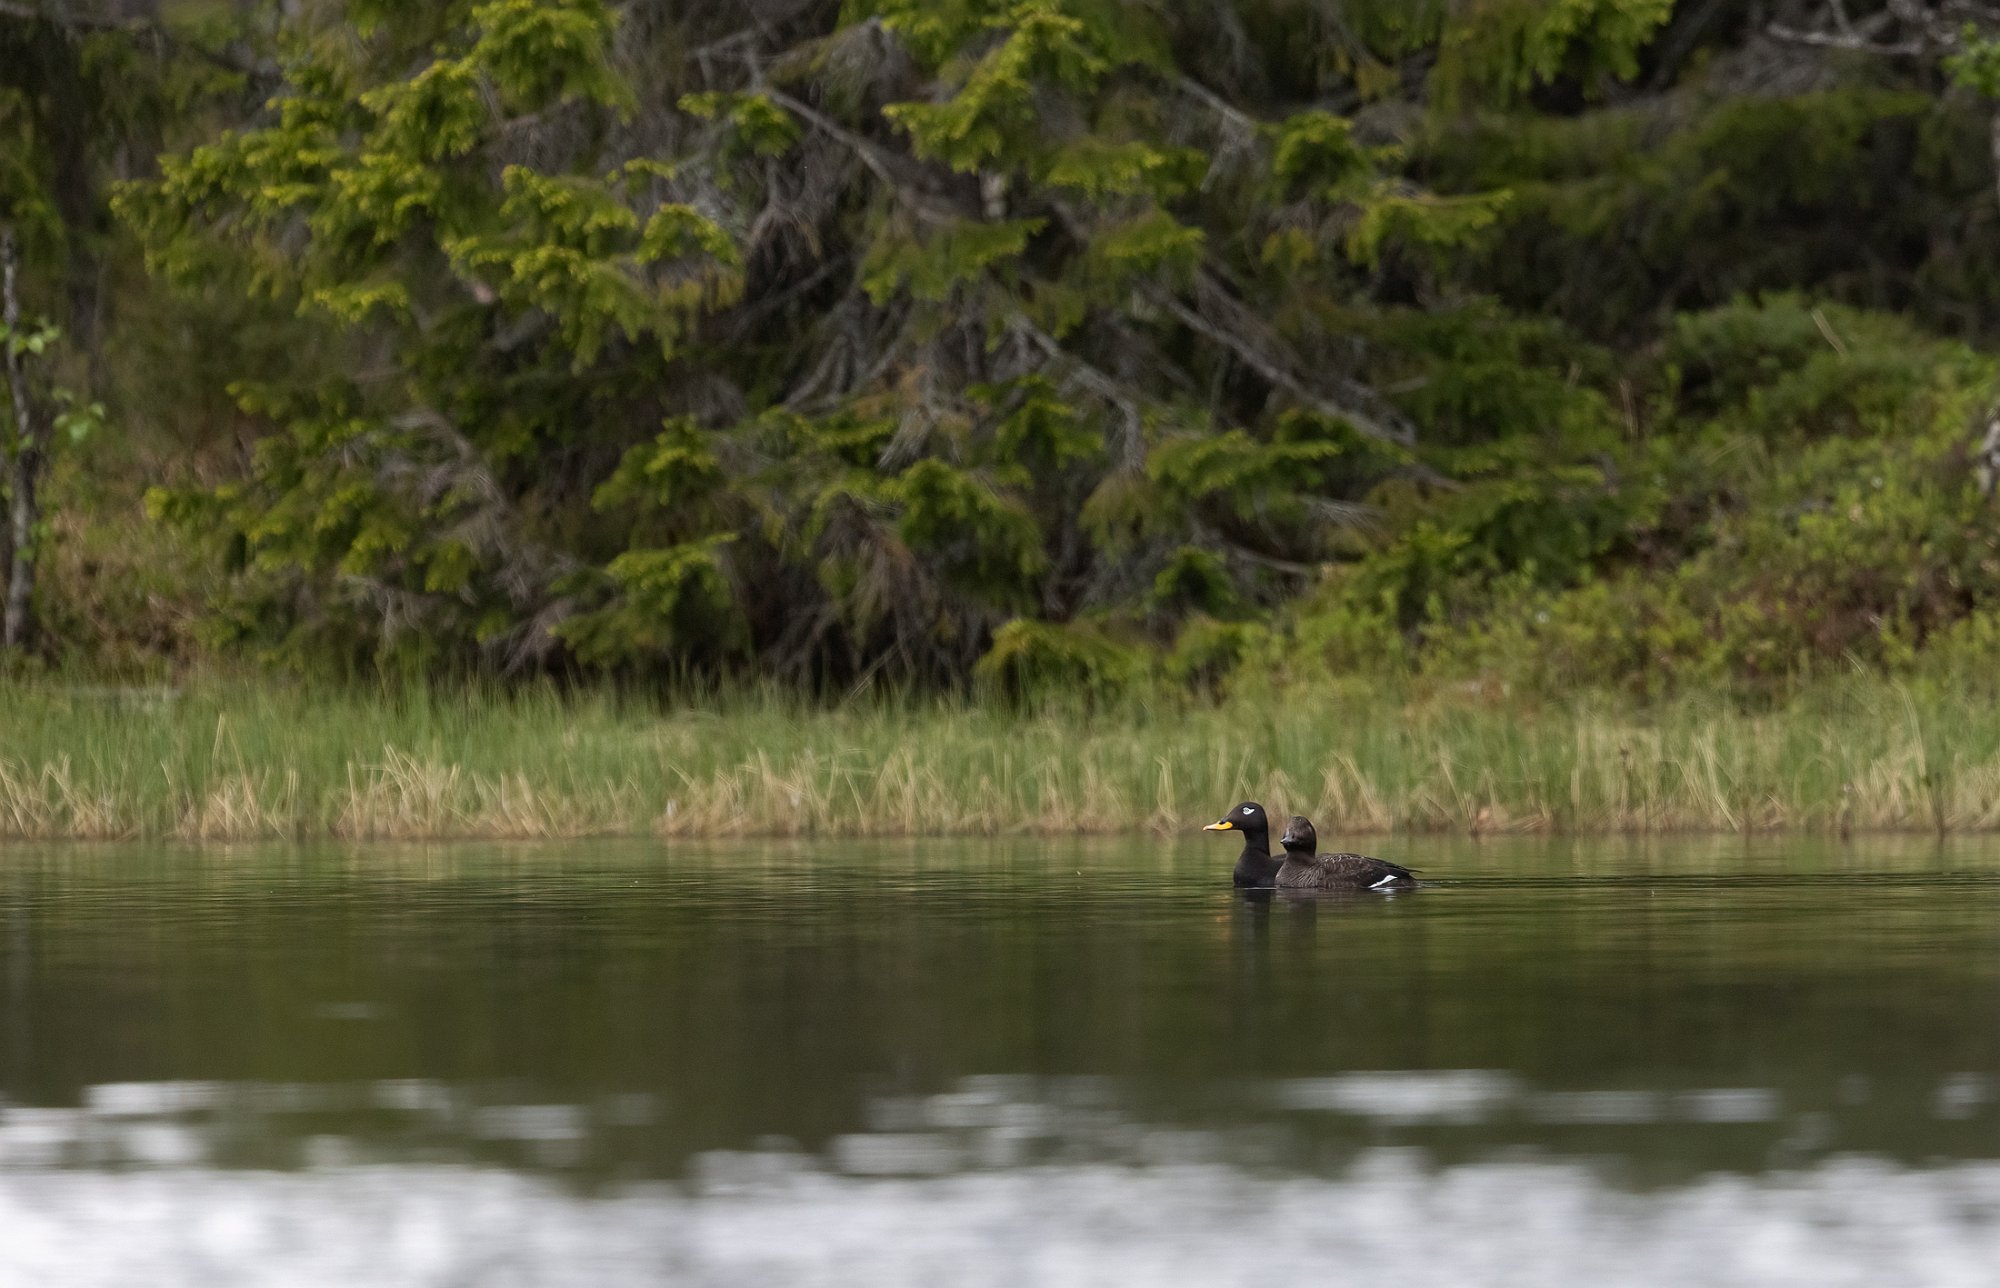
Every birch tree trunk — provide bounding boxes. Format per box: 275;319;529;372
0;227;45;652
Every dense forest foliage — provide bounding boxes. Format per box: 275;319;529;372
9;0;2000;701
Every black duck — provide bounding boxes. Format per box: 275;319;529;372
1204;801;1282;888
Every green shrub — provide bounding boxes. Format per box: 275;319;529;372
973;619;1142;705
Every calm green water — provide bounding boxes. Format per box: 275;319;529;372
3;836;2000;1285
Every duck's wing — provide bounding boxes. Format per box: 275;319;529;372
1316;852;1418;888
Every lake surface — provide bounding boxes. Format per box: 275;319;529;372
1;834;1998;1286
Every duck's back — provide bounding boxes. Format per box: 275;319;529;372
1277;851;1416;891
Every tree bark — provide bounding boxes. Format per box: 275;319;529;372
0;227;46;652
1989;104;2000;209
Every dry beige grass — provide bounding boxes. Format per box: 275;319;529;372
2;680;2000;841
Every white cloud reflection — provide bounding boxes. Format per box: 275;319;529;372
0;1074;1995;1285
0;1152;1993;1287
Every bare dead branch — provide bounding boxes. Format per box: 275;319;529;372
1009;317;1147;471
758;85;966;229
1765;24;1926;55
1154;286;1414;447
1765;0;2000;56
1175;75;1263;136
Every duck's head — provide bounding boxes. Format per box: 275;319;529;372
1279;815;1316;853
1203;802;1268;834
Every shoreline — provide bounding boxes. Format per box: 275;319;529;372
2;679;1997;842
0;823;1984;843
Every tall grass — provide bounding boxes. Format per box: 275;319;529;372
4;677;2000;840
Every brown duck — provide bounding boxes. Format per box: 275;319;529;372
1276;815;1416;891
